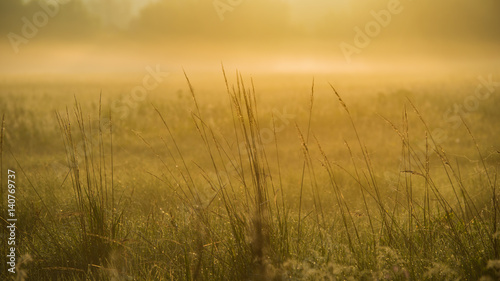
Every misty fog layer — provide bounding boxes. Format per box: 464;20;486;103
1;0;499;75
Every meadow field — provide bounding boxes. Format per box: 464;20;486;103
0;70;499;280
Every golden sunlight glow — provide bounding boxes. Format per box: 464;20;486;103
0;0;499;77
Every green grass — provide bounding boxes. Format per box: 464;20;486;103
0;71;499;280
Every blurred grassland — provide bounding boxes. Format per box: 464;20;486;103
0;72;499;280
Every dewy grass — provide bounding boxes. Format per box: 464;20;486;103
50;96;125;279
1;72;499;280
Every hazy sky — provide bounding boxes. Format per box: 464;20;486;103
1;0;499;76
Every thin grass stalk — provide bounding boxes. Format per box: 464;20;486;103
227;88;251;208
109;109;117;239
344;140;375;239
460;116;498;256
330;84;391;242
271;114;286;219
98;93;107;216
240;80;269;277
271;113;289;258
380;114;455;217
295;125;326;250
402;106;416;275
425;132;432;251
222;64;248;194
230;85;253;212
222;72;266;266
406;99;480;265
315;138;360;255
58;108;89;258
297;79;315;252
153;106;201;206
